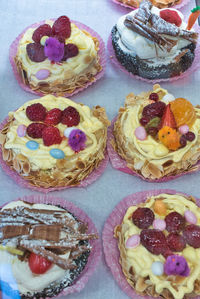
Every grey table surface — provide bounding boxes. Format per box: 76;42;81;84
0;0;199;298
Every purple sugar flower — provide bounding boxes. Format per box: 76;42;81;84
68;129;86;152
44;37;64;62
164;255;190;277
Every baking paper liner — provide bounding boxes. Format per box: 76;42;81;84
111;0;190;10
107;117;200;182
0;195;101;298
102;189;200;299
9;19;106;97
107;24;200;84
0;115;109;193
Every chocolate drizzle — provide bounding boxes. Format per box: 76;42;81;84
124;0;198;51
0;204;98;270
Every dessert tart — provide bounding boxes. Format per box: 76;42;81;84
114;192;200;299
13;16;103;96
115;0;183;9
0;199;98;298
111;84;200;180
0;95;110;189
111;0;199;80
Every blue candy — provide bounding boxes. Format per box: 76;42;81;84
50;149;65;159
26;141;39;150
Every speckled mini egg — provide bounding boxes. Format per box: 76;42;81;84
125;234;140;249
35;69;50;80
17;125;26;137
26;140;39;150
153;200;167;216
50;149;65;159
151;261;164;276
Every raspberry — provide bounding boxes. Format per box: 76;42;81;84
180;135;187;148
142;102;166;119
140;116;150;126
42;126;62;146
61;106;80;127
140;229;168;255
32;24;52;43
160;9;182;27
44;108;62;125
149;93;159;102
26;43;46;62
183;225;200;248
62;44;79;61
132;208;155;229
52;16;71;39
26;103;47;121
165;212;185;233
27;123;47;139
166;233;186;252
184;132;195;142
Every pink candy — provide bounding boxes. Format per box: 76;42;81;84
184;210;197;224
17;125;27;137
178;125;189;135
153;219;166;231
125;234;140;248
35;69;50;80
134;126;147;141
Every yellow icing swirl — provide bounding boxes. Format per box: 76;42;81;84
4;95;104;170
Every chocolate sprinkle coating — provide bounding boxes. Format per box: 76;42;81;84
111;25;196;80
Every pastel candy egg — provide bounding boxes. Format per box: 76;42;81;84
151;261;164;276
162;93;175;104
26;140;39;150
50;149;65;159
153;219;166;231
40;35;49;46
184;210;197;224
17;125;26;137
35;69;50;80
153;200;167;216
178;125;189;135
64;127;77;138
125;234;140;249
134;126;147;141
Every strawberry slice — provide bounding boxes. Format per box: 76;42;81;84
161;104;177;129
28;253;52;274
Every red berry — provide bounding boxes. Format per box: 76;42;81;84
149;93;159;102
61;106;80;127
142;102;166;119
44;108;62;125
146;127;158;136
26;103;47;121
32;24;52;43
165;212;185;233
52;16;71;39
28;253;52;274
166;233;186;252
132;208;155;229
180;135;187;148
160;9;182;27
42;126;62;146
140;116;150;126
26;43;46;63
184;131;195;142
27;123;47;139
62;44;79;61
183;225;200;248
140;229;168;255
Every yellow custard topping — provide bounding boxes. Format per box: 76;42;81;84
121;194;200;299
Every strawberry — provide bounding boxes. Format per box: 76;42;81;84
44;108;62;125
28;253;52;274
160;9;182;27
161;104;177;129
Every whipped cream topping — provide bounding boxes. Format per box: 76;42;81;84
120;194;200;299
17;21;98;84
116;7;191;60
4;95;104;171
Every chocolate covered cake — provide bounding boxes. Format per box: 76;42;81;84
0;200;98;298
111;0;198;80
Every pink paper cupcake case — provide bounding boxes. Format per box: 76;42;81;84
111;0;190;10
102;189;200;299
0;115;109;193
107;117;200;182
108;24;200;84
0;194;101;298
9;19;106;98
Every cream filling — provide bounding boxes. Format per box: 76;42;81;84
120;90;200;165
122;194;200;299
17;21;98;85
116;7;192;60
4;95;104;170
0;201;75;294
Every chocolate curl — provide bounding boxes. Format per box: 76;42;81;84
2;225;30;239
63;233;99;242
70;245;92;259
20;238;79;249
31;225;62;242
